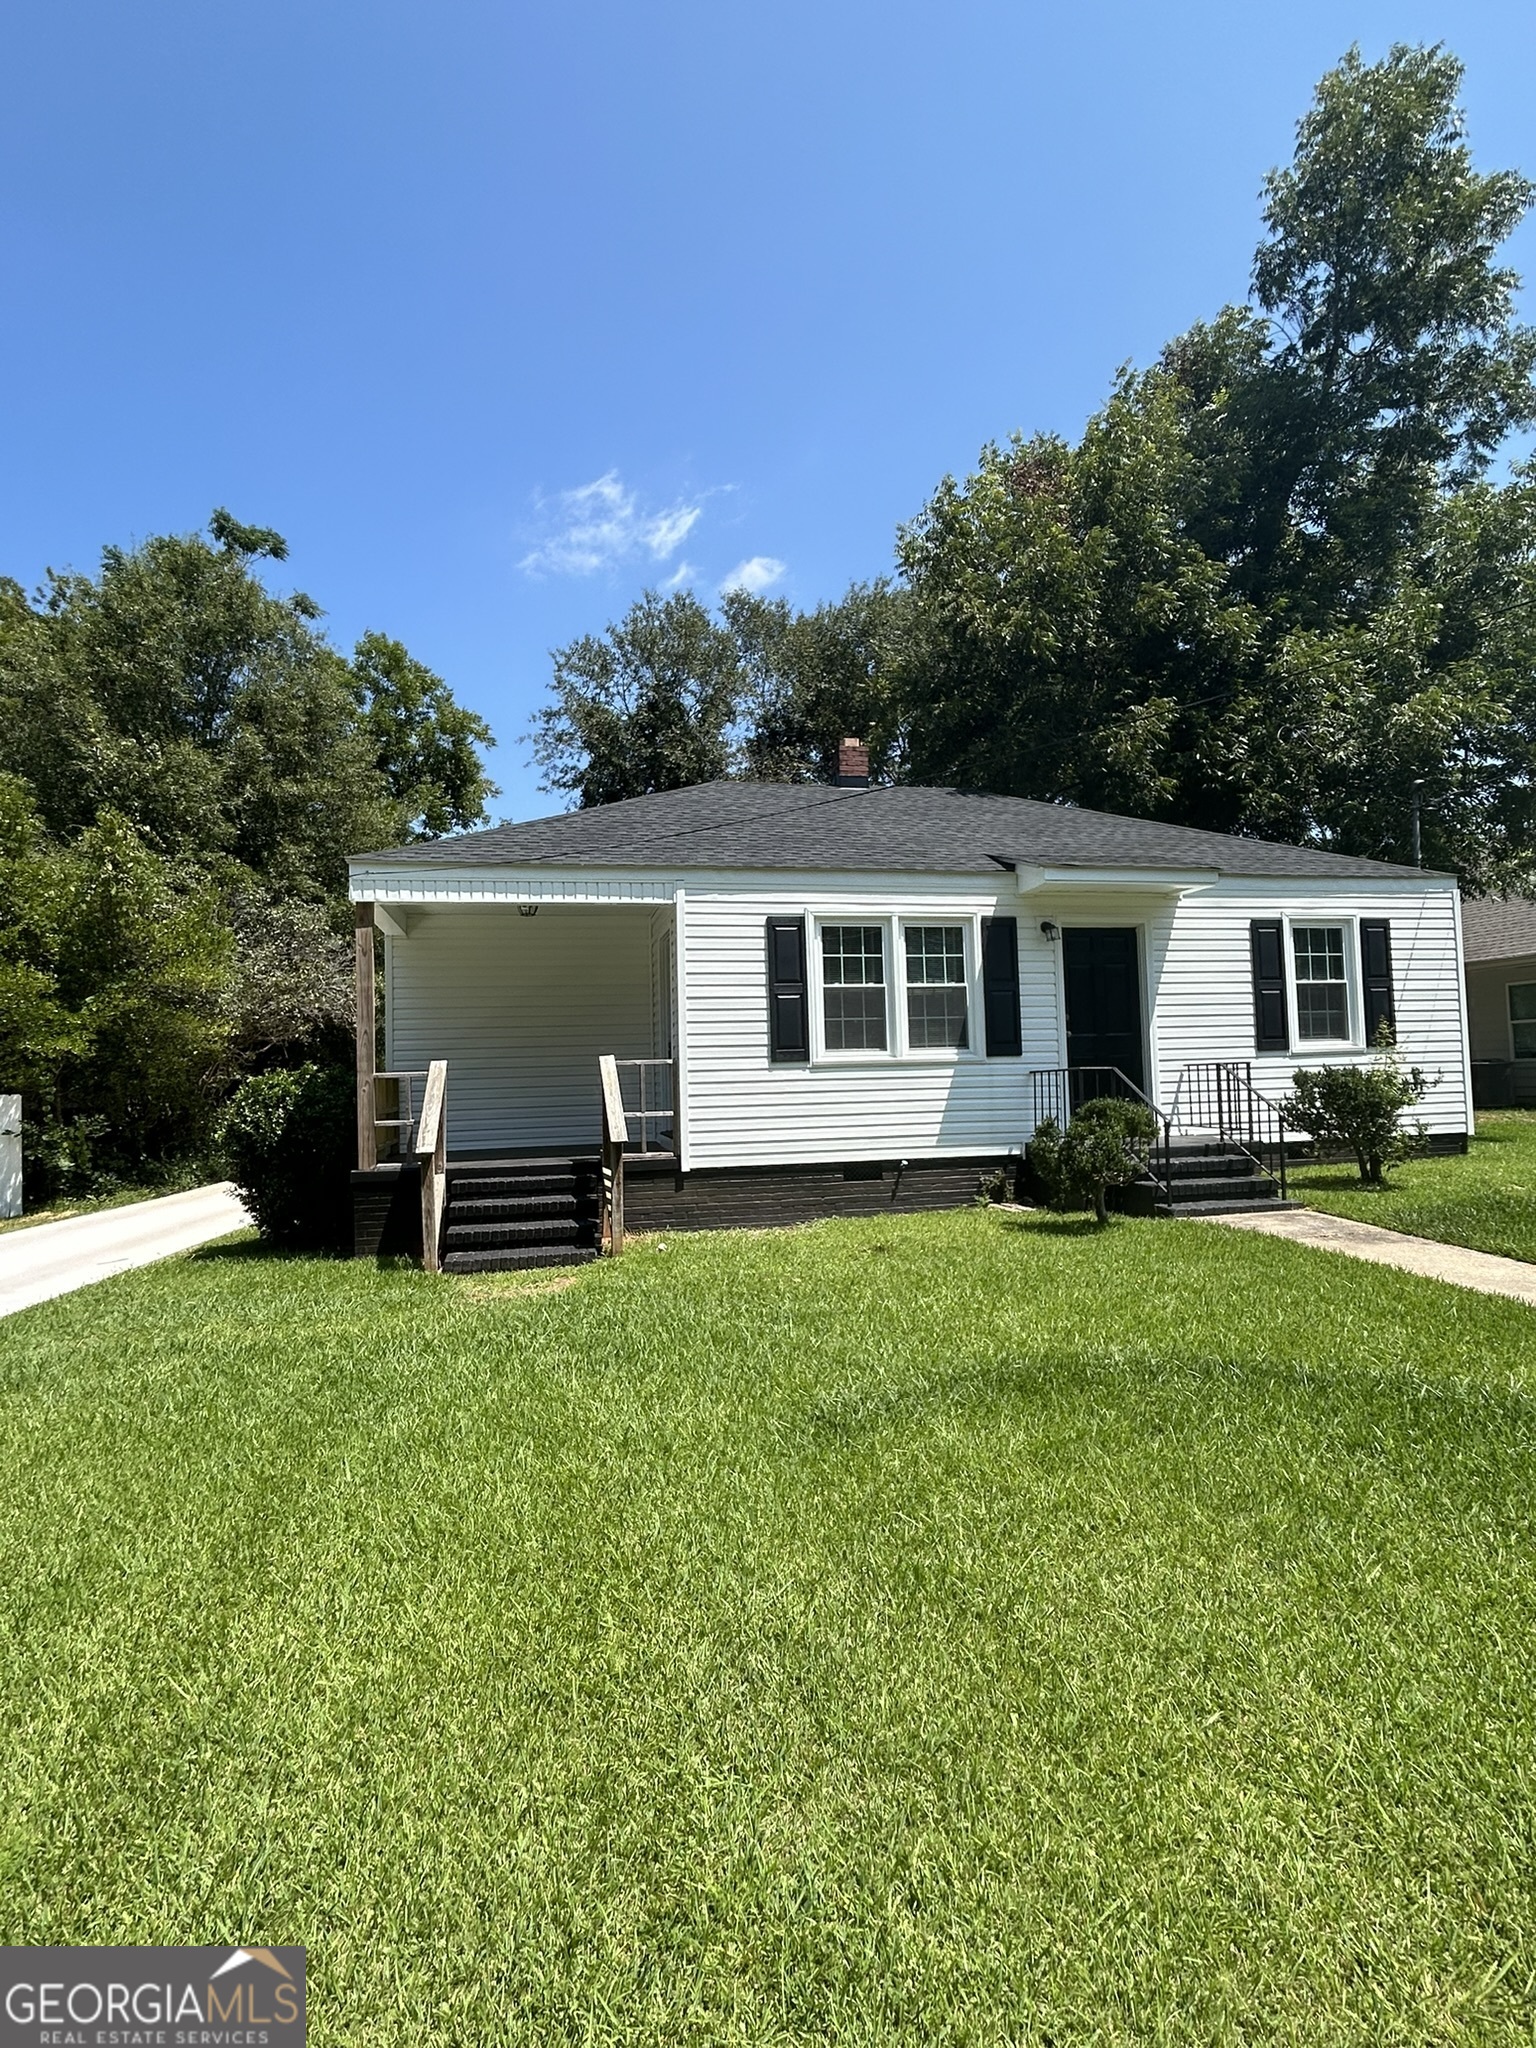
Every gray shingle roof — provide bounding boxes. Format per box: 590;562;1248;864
1461;896;1536;963
351;780;1440;882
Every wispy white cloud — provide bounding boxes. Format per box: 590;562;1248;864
719;555;786;595
661;559;698;591
519;471;704;576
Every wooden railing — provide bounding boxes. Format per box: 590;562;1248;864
415;1059;448;1273
598;1056;677;1255
368;1069;428;1159
599;1054;628;1255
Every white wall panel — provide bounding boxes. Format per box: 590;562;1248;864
385;905;661;1153
681;877;1048;1168
378;864;1470;1165
1149;879;1469;1134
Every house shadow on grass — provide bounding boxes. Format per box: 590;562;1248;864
189;1239;370;1266
995;1213;1118;1238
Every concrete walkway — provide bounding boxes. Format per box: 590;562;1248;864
0;1183;252;1319
1203;1204;1536;1308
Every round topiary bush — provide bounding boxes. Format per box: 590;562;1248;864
219;1063;354;1251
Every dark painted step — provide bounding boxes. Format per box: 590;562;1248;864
1161;1152;1262;1181
1162;1174;1281;1205
450;1194;579;1224
443;1246;600;1274
448;1172;580;1200
446;1217;589;1249
1155;1198;1301;1218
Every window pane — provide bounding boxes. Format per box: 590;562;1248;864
1293;925;1348;1040
1296;984;1349;1039
1509;983;1536;1022
822;925;887;1049
908;986;970;1048
904;925;966;985
825;988;888;1050
822;925;886;986
1293;927;1346;982
904;925;969;1048
1514;1020;1536;1059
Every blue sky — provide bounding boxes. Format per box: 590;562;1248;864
4;0;1534;819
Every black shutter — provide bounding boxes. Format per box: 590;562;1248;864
1250;920;1289;1053
766;917;809;1062
1360;920;1396;1043
981;916;1022;1056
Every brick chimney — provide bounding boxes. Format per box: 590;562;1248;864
835;736;870;789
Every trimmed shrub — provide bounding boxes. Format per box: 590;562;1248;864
219;1063;354;1250
1284;1045;1430;1186
1029;1096;1156;1224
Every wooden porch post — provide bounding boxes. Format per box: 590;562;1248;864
355;903;377;1171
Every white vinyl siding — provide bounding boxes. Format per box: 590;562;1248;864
362;862;1469;1166
1149;881;1467;1136
681;880;1048;1168
385;903;665;1154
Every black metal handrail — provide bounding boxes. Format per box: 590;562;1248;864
1168;1061;1290;1197
1028;1066;1173;1204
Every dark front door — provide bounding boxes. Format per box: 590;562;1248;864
1063;928;1145;1094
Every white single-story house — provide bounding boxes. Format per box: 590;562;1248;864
1461;897;1536;1106
346;745;1472;1270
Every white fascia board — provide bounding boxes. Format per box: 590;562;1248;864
347;865;681;905
1017;864;1218;896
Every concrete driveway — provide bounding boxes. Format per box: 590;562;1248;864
0;1183;253;1319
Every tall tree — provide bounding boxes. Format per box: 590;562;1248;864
900;45;1536;887
531;591;744;806
0;512;496;895
0;512;497;1192
731;581;909;786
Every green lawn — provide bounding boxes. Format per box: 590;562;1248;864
3;1212;1536;2044
1291;1108;1536;1264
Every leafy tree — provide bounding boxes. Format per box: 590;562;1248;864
353;632;497;838
1028;1097;1157;1224
731;581;909;785
899;45;1536;889
531;590;744;806
0;512;495;1191
0;513;494;893
0;777;232;1196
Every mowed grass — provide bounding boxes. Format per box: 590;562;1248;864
1292;1109;1536;1264
2;1213;1536;2044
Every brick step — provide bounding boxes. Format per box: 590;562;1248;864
445;1218;592;1249
442;1246;600;1274
1161;1174;1281;1205
448;1194;582;1224
1161;1152;1261;1180
447;1173;588;1199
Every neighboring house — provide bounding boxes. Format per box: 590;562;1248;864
346;744;1472;1270
1461;897;1536;1106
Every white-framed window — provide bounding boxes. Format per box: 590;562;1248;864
1510;982;1536;1060
1291;924;1352;1043
820;923;889;1051
810;913;983;1062
903;924;970;1049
